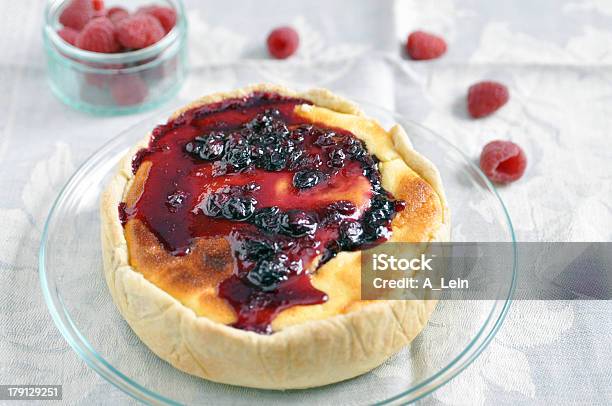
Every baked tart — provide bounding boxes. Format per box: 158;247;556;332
101;84;450;389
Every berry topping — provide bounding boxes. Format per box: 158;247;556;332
252;206;284;233
267;26;299;59
280;210;318;237
59;0;94;30
138;6;177;33
405;30;447;60
479;140;527;184
338;219;365;249
223;144;252;170
75;17;121;53
124;93;405;333
116;14;165;50
57;27;79;46
293;170;324;189
246;256;291;292
324;201;357;223
221;196;257;221
106;7;129;25
186;133;225;161
327;148;347;168
467;81;509;118
237;237;278;262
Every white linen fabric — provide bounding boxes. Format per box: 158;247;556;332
0;0;611;404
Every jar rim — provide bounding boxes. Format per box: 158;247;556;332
43;0;187;65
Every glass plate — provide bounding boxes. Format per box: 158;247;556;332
39;102;516;405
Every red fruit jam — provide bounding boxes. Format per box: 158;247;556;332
122;92;404;333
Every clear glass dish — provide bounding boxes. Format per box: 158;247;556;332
43;0;188;115
39;103;516;405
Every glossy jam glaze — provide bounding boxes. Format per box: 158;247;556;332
121;92;404;333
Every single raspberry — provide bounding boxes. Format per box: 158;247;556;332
57;27;78;46
267;27;299;59
116;14;166;50
75;17;121;53
479;140;527;184
137;6;177;33
59;0;94;30
110;74;149;106
406;31;447;60
106;7;128;25
467;81;509;118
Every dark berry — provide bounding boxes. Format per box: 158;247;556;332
328;149;346;168
293;170;324;189
280;210;318;237
185;132;226;160
365;195;395;227
315;132;336;147
224;145;252;170
288;126;309;143
238;238;277;261
287;149;305;170
166;191;187;212
338;219;364;249
200;134;225;160
249;111;289;139
247;110;278;132
257;151;287;171
246;255;290;291
327;200;357;216
303;154;323;169
242;182;260;192
252;206;284;233
346;141;366;157
221;196;257;221
368;224;391;241
200;193;227;217
479;140;527;183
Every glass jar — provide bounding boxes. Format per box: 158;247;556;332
43;0;188;115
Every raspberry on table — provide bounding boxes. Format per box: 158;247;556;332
479;140;527;184
57;27;79;46
59;0;94;30
106;7;129;25
267;26;299;59
405;30;447;60
75;17;121;53
138;6;177;33
116;14;166;49
468;81;509;118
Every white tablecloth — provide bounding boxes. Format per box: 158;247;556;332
1;0;611;404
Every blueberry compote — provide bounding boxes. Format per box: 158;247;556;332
122;92;404;333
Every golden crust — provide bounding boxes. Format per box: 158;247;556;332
100;84;450;389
